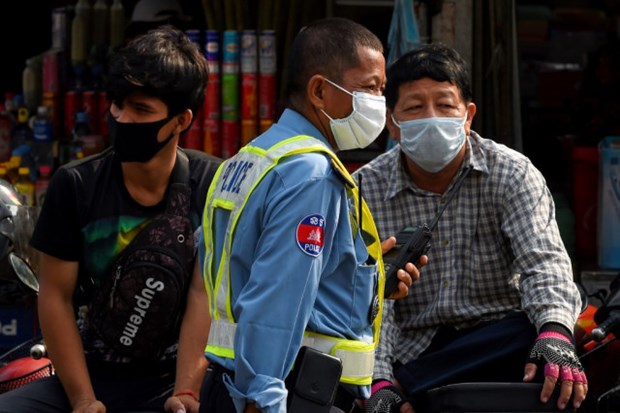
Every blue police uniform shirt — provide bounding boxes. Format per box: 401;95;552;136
199;109;377;412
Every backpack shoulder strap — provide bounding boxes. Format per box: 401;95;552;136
172;148;190;185
166;148;191;217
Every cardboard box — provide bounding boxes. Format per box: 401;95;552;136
598;136;620;269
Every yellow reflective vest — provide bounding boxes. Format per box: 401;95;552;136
202;135;385;385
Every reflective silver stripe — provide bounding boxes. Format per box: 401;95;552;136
209;319;236;350
208;319;375;379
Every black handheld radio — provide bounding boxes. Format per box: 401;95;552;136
383;166;472;298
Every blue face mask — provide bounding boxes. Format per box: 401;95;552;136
393;114;467;173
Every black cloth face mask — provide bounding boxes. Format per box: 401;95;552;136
108;116;175;162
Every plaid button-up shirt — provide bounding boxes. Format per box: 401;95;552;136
354;131;581;380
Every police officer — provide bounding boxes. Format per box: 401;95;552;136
173;17;422;413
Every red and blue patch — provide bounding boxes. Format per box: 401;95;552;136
296;214;325;257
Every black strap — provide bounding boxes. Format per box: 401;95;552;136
428;165;472;231
170;148;190;185
165;148;191;217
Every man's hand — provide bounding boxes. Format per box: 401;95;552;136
72;398;106;413
381;237;426;300
164;393;199;413
523;324;588;410
364;379;415;413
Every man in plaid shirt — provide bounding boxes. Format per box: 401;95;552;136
356;43;586;413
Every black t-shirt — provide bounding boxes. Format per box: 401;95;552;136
30;146;221;362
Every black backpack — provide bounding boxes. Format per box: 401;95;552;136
88;151;195;360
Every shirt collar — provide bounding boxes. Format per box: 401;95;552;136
277;108;335;151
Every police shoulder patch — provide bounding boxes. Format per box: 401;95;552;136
296;214;325;257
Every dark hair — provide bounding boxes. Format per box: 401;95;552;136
285;17;383;102
105;25;208;117
385;42;472;110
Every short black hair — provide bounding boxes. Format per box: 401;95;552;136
385;42;472;110
285;17;383;102
105;25;208;117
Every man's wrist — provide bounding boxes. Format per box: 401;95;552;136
539;322;574;343
371;379;393;394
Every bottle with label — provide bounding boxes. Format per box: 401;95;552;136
35;164;52;207
15;166;35;207
22;57;42;113
92;0;109;48
109;0;126;51
31;105;54;170
71;0;92;71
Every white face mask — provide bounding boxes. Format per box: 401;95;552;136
393;114;467;173
320;78;386;151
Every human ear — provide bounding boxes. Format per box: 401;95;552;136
464;102;476;135
386;109;400;142
307;75;326;109
176;109;193;133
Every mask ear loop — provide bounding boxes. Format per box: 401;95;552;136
391;114;401;127
323;78;354;97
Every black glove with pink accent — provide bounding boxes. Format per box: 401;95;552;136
526;323;587;384
364;380;406;413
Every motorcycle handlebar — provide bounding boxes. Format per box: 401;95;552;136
591;308;620;342
29;343;47;360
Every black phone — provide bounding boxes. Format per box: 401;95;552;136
383;225;432;298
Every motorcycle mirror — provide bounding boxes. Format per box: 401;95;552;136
8;253;38;293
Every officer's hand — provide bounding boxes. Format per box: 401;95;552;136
381;237;426;300
523;325;588;410
244;403;260;413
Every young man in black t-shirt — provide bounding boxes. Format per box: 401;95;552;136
0;25;221;413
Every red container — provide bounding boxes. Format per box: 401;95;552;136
183;110;203;150
258;73;276;123
222;120;239;159
203;118;221;158
571;146;599;261
82;91;98;135
97;91;109;138
258;31;277;125
42;50;61;94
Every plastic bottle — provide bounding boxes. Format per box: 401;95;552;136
14;166;35;207
35;164;52;207
71;0;92;69
109;0;126;51
31;106;54;170
92;0;108;47
22;57;42;113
